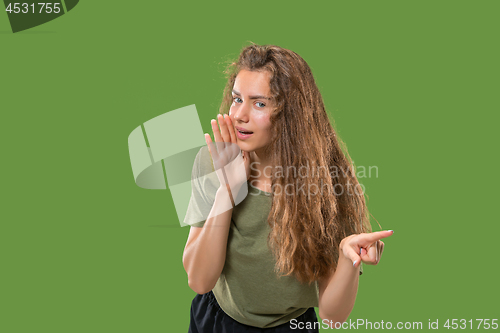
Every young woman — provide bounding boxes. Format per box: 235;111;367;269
182;43;393;333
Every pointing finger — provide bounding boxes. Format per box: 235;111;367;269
358;230;394;247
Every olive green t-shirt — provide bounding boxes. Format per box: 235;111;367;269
184;146;319;328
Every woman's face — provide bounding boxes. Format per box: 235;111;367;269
229;69;274;153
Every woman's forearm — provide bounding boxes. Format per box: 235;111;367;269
318;254;360;327
182;188;233;294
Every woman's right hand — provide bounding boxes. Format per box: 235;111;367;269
205;114;251;201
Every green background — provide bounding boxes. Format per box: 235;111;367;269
1;1;498;332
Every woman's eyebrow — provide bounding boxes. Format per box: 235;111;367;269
232;89;271;100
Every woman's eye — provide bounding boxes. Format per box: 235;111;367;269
233;97;243;103
256;102;266;108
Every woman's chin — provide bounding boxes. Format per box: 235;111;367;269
236;142;250;152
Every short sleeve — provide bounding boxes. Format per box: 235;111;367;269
183;146;219;227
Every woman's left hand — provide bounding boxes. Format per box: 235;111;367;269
340;230;394;268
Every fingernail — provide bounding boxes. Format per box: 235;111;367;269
359;248;362;255
389;230;394;233
353;261;357;267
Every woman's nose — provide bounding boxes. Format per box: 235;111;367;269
231;103;250;123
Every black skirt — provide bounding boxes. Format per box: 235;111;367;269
188;290;319;333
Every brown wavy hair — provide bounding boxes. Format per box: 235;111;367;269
219;43;373;284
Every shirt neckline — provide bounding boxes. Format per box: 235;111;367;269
248;182;272;196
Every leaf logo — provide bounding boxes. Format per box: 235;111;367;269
3;0;79;33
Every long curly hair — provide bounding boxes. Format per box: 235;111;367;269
219;43;373;284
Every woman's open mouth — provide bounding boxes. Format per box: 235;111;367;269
235;127;254;140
